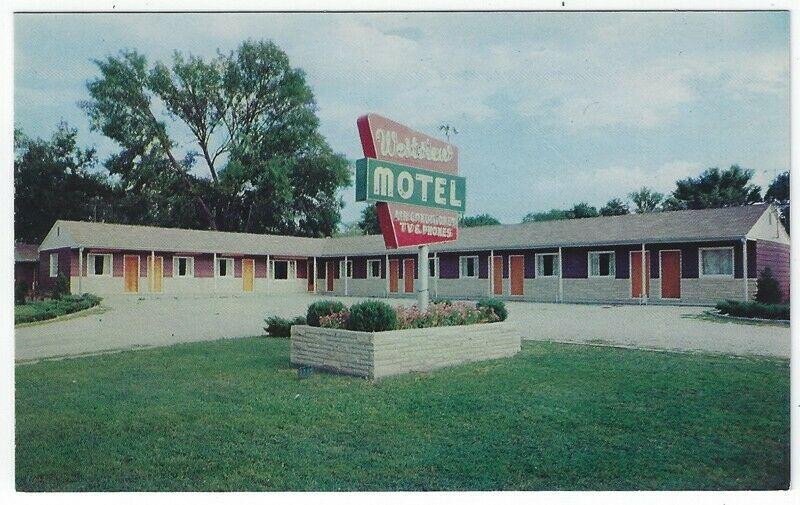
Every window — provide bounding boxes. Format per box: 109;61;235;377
271;259;296;280
459;256;478;278
49;252;58;277
217;257;234;278
536;253;559;277
173;256;194;277
700;247;733;277
339;259;353;279
588;251;616;277
87;253;112;276
428;257;439;278
367;259;382;279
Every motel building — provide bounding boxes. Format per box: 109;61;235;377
33;204;789;305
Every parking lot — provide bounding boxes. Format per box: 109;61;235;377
15;294;790;362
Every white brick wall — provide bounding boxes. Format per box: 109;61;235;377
291;322;520;380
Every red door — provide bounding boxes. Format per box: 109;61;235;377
660;250;681;299
510;256;524;296
326;261;334;292
631;251;651;298
403;258;415;293
492;256;503;295
389;260;399;293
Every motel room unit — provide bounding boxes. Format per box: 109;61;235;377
36;204;789;305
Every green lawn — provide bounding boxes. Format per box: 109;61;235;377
16;338;789;491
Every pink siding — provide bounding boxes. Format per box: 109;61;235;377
38;248;72;292
194;254;215;278
255;257;267;278
297;259;308;279
756;240;790;303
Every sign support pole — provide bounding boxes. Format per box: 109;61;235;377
418;245;429;310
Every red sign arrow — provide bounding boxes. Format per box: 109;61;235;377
357;113;461;249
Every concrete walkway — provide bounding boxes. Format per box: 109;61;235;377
15;295;790;362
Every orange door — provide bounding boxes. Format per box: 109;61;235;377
631;251;651;298
307;260;315;292
510;255;524;296
492;255;503;295
242;259;254;292
660;250;681;299
404;258;415;293
389;259;399;293
326;261;335;291
124;255;139;293
148;256;163;293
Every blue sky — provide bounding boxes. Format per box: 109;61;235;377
14;12;789;225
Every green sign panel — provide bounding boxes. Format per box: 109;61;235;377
356;158;466;213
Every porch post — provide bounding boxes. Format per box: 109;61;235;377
213;252;217;294
77;246;83;294
641;243;647;305
313;256;317;293
385;254;390;297
489;250;494;297
151;250;155;293
266;254;271;294
558;246;564;303
433;252;439;298
344;255;349;296
742;238;749;301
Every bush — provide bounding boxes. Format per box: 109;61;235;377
347;300;397;332
319;309;349;329
264;315;306;337
15;293;102;325
476;298;508;321
395;301;500;330
52;273;70;300
755;268;783;304
15;281;29;305
306;300;346;327
715;300;789;320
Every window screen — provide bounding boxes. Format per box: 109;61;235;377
701;249;733;276
589;252;616;277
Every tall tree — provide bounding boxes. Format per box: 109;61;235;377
567;202;599;219
460;214;501;227
522;209;569;223
83;40;350;236
663;165;762;211
599;198;630;216
765;171;789;232
14;124;118;243
628;187;664;213
358;203;382;235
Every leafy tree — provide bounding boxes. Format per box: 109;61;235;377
460;214;501;227
664;165;762;211
755;267;783;304
765;171;789;232
599;198;630;216
567;202;599;219
14;124;118;243
83;40;350;237
628;187;664;213
522;209;569;223
358;203;382;235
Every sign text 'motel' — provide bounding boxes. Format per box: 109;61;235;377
356;158;466;213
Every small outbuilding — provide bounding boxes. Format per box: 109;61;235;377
14;242;39;295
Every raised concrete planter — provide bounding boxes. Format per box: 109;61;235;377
290;322;520;380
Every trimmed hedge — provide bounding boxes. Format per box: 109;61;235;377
347;300;397;332
715;300;789;321
306;300;346;327
476;298;508;321
15;294;102;325
264;315;307;338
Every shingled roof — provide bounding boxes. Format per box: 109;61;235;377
40;205;769;257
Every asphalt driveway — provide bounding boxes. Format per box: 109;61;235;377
15;294;790;362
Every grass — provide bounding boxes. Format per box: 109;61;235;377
15;294;102;325
16;338;789;491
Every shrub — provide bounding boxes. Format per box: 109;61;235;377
264;315;307;337
715;300;789;320
52;273;70;300
306;300;346;327
476;298;508;321
347;300;396;332
395;301;500;330
755;268;783;304
15;281;29;305
15;293;102;325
